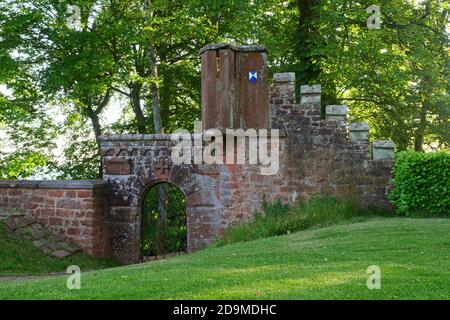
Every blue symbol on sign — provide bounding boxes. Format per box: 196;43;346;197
249;71;258;83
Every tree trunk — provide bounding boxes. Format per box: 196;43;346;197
88;111;104;178
130;82;147;134
147;44;163;134
414;102;428;152
296;0;321;83
143;0;163;134
143;2;165;258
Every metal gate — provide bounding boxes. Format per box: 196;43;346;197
141;182;187;262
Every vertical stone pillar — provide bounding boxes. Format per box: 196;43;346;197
372;140;395;160
200;43;268;131
200;45;236;131
273;73;296;105
269;73;296;125
349;122;370;141
300;85;321;111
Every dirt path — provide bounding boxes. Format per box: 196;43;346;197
0;273;65;282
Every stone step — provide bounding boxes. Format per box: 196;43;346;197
0;211;11;220
5;214;81;258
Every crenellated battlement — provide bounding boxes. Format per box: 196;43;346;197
269;72;394;161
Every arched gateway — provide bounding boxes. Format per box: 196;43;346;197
97;43;394;264
99;134;230;264
141;181;187;261
0;43;394;264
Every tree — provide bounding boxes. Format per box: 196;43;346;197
1;0;447;181
255;0;449;150
0;0;262;178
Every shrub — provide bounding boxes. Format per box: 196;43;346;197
388;151;450;216
215;195;388;246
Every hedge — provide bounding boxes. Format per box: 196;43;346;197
388;151;450;216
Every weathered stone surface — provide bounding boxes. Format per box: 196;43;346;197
4;213;82;258
0;180;104;189
273;73;295;82
105;160;132;175
373;140;395;160
349;122;370;141
199;43;267;54
52;250;71;258
33;239;48;248
28;223;47;239
325;105;348;121
301;85;322;94
0;43;395;266
59;242;81;253
0;184;105;257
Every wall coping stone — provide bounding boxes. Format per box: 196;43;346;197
0;180;106;189
199;43;267;54
349;122;370;131
301;85;321;94
373;140;395;149
99;131;286;142
273;73;295;82
98;134;174;141
326;105;348;116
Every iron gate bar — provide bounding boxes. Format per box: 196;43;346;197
141;182;187;262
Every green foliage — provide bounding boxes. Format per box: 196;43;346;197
255;0;450;150
216;195;390;246
260;194;290;217
142;183;187;256
389;151;450;216
0;0;448;178
0;0;263;177
55;138;101;180
0;151;49;179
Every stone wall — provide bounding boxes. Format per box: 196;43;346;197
99;135;229;263
268;73;394;207
0;180;107;257
0;44;396;265
98;72;394;263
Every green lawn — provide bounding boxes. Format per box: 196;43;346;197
0;218;449;299
0;221;117;275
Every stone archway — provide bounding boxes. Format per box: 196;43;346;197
99;134;226;264
140;181;187;261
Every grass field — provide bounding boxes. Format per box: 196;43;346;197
0;221;117;275
0;218;448;300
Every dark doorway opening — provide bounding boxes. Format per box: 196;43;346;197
141;182;187;262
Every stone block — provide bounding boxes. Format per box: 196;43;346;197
349;122;370;141
77;190;93;198
301;85;321;95
105;160;132;175
325;105;348;121
300;85;321;108
372;140;395;160
273;73;295;82
52;250;71;258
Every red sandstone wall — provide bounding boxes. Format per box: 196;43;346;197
96;73;394;264
216;75;393;228
0;181;106;257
